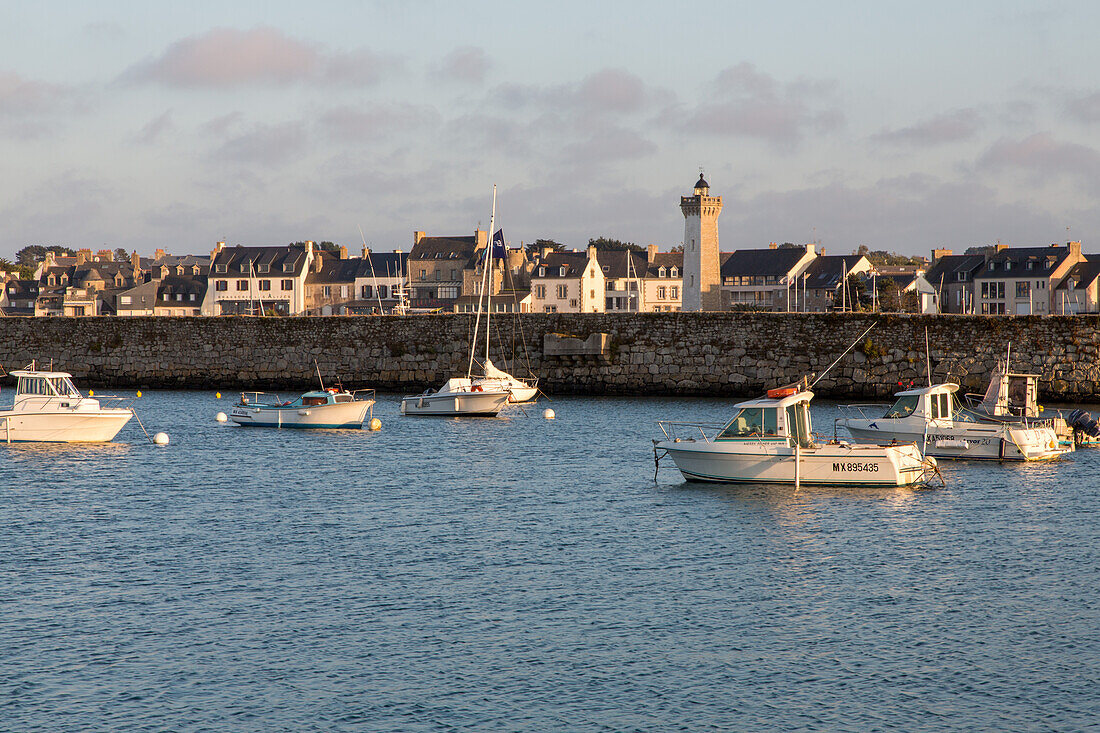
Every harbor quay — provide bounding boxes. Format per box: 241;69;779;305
1;311;1098;401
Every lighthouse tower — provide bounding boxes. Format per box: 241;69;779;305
680;172;722;311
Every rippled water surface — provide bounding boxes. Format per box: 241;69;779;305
2;390;1098;731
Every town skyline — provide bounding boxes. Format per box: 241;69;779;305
3;2;1100;260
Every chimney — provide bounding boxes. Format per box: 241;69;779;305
211;241;225;261
130;251;140;271
541;245;553;259
158;264;169;280
805;242;816;255
996;243;1009;252
647;244;658;263
769;242;778;249
587;244;597;260
1068;240;1082;258
475;229;488;249
97;249;112;261
362;246;370;258
414;231;426;246
75;250;87;266
339;246;348;260
931;248;952;262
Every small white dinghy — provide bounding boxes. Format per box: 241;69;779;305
0;363;133;443
839;383;1071;461
654;384;937;487
230;387;375;429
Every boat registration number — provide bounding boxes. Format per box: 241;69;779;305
833;462;879;472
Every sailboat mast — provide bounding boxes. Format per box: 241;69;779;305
467;185;496;378
485;188;496;369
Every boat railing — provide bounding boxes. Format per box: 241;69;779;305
657;420;725;443
352;388;376;402
837;403;885;420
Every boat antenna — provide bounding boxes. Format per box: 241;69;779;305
314;358;325;390
809;320;878;389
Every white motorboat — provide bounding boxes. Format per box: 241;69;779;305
0;364;133;443
230;387;375;429
838;383;1070;461
401;186;528;417
400;377;510;416
654;385;937;487
963;354;1100;448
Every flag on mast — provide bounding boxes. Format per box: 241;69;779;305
491;229;506;259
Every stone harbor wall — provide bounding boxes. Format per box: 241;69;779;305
1;312;1099;401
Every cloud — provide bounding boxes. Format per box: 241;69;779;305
0;71;71;116
489;68;668;117
677;63;844;146
136;109;175;144
562;125;657;164
431;46;492;84
120;27;398;88
977;133;1100;191
212;121;307;166
318;104;440;143
1065;91;1100;124
873;109;983;146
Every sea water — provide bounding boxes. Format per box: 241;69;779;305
1;391;1097;731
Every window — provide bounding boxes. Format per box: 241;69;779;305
602;265;609;273
1005;261;1012;271
658;267;666;277
340;285;348;299
929;393;950;420
362;284;373;299
559;266;566;276
257;263;269;273
544;305;557;313
215;280;228;291
450;269;457;280
120;295;131;305
176;293;183;301
438;286;458;299
259;280;271;291
569;298;578;307
281;280;293;291
1016;281;1030;298
670;267;678;277
378;285;388;299
237;280;248;291
323;285;332;297
717;407;778;439
190;293;196;301
657;286;667;299
670;286;678;299
419;269;427;279
283;262;294;273
539;266;546;277
884;394;919;418
957;272;967;281
535;285;546;298
215;263;227;273
556;284;567;298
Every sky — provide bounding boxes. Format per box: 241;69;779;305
2;0;1100;260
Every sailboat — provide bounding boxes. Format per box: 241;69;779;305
399;187;513;417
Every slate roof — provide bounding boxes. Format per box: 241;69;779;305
720;246;810;278
803;255;866;289
1056;257;1100;290
211;244;309;277
3;279;39;315
157;275;208;306
972;245;1069;280
305;252;410;285
116;280;160;311
921;254;985;286
532;251;588;279
645;252;683;277
409;236;478;262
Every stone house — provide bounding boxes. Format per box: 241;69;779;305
529;246;604;313
971;242;1084;315
923;250;986;314
407;230;488;310
719;243;817;311
208;241;314;316
1053;258;1100;314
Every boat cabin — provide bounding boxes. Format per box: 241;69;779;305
882;384;958;422
976;367;1040;418
717;389;813;447
298;390;354;406
9;369;84;406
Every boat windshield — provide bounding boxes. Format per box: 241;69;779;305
717;407;778;439
884;394;920;419
17;377;56;396
51;377;79;396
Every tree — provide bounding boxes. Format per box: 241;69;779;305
875;277;902;312
855;244;925;267
526;239;565;256
670;244;684;253
15;244;74;266
588;237;643;252
114;247;129;262
842;273;869;311
290;241;341;252
901;290;921;313
0;258;35;279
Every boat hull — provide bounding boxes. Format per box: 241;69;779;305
400;390;510;416
230;400;373;429
656;439;931;487
840;419;1069;461
0;409;133;443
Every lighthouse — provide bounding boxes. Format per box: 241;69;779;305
680;173;722;311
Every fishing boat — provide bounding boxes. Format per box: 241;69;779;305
963;353;1100;447
838;383;1071;461
654;384;937;487
400;186;516;417
0;362;133;442
230;386;375;428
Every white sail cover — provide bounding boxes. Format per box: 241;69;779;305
482;359;515;380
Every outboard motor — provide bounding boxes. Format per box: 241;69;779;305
1067;409;1100;437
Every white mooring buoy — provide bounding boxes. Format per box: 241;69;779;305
215;412;228;423
153;432;170;445
543;408;555;420
369;417;382;431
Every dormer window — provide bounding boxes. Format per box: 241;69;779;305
215;263;227;273
1026;261;1034;270
539;266;546;277
1005;261;1012;271
257;263;269;273
559;266;567;277
602;265;609;273
48;275;55;286
283;262;294;273
659;266;666;277
670;267;678;277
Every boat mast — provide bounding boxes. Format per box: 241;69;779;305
467;185;496;378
